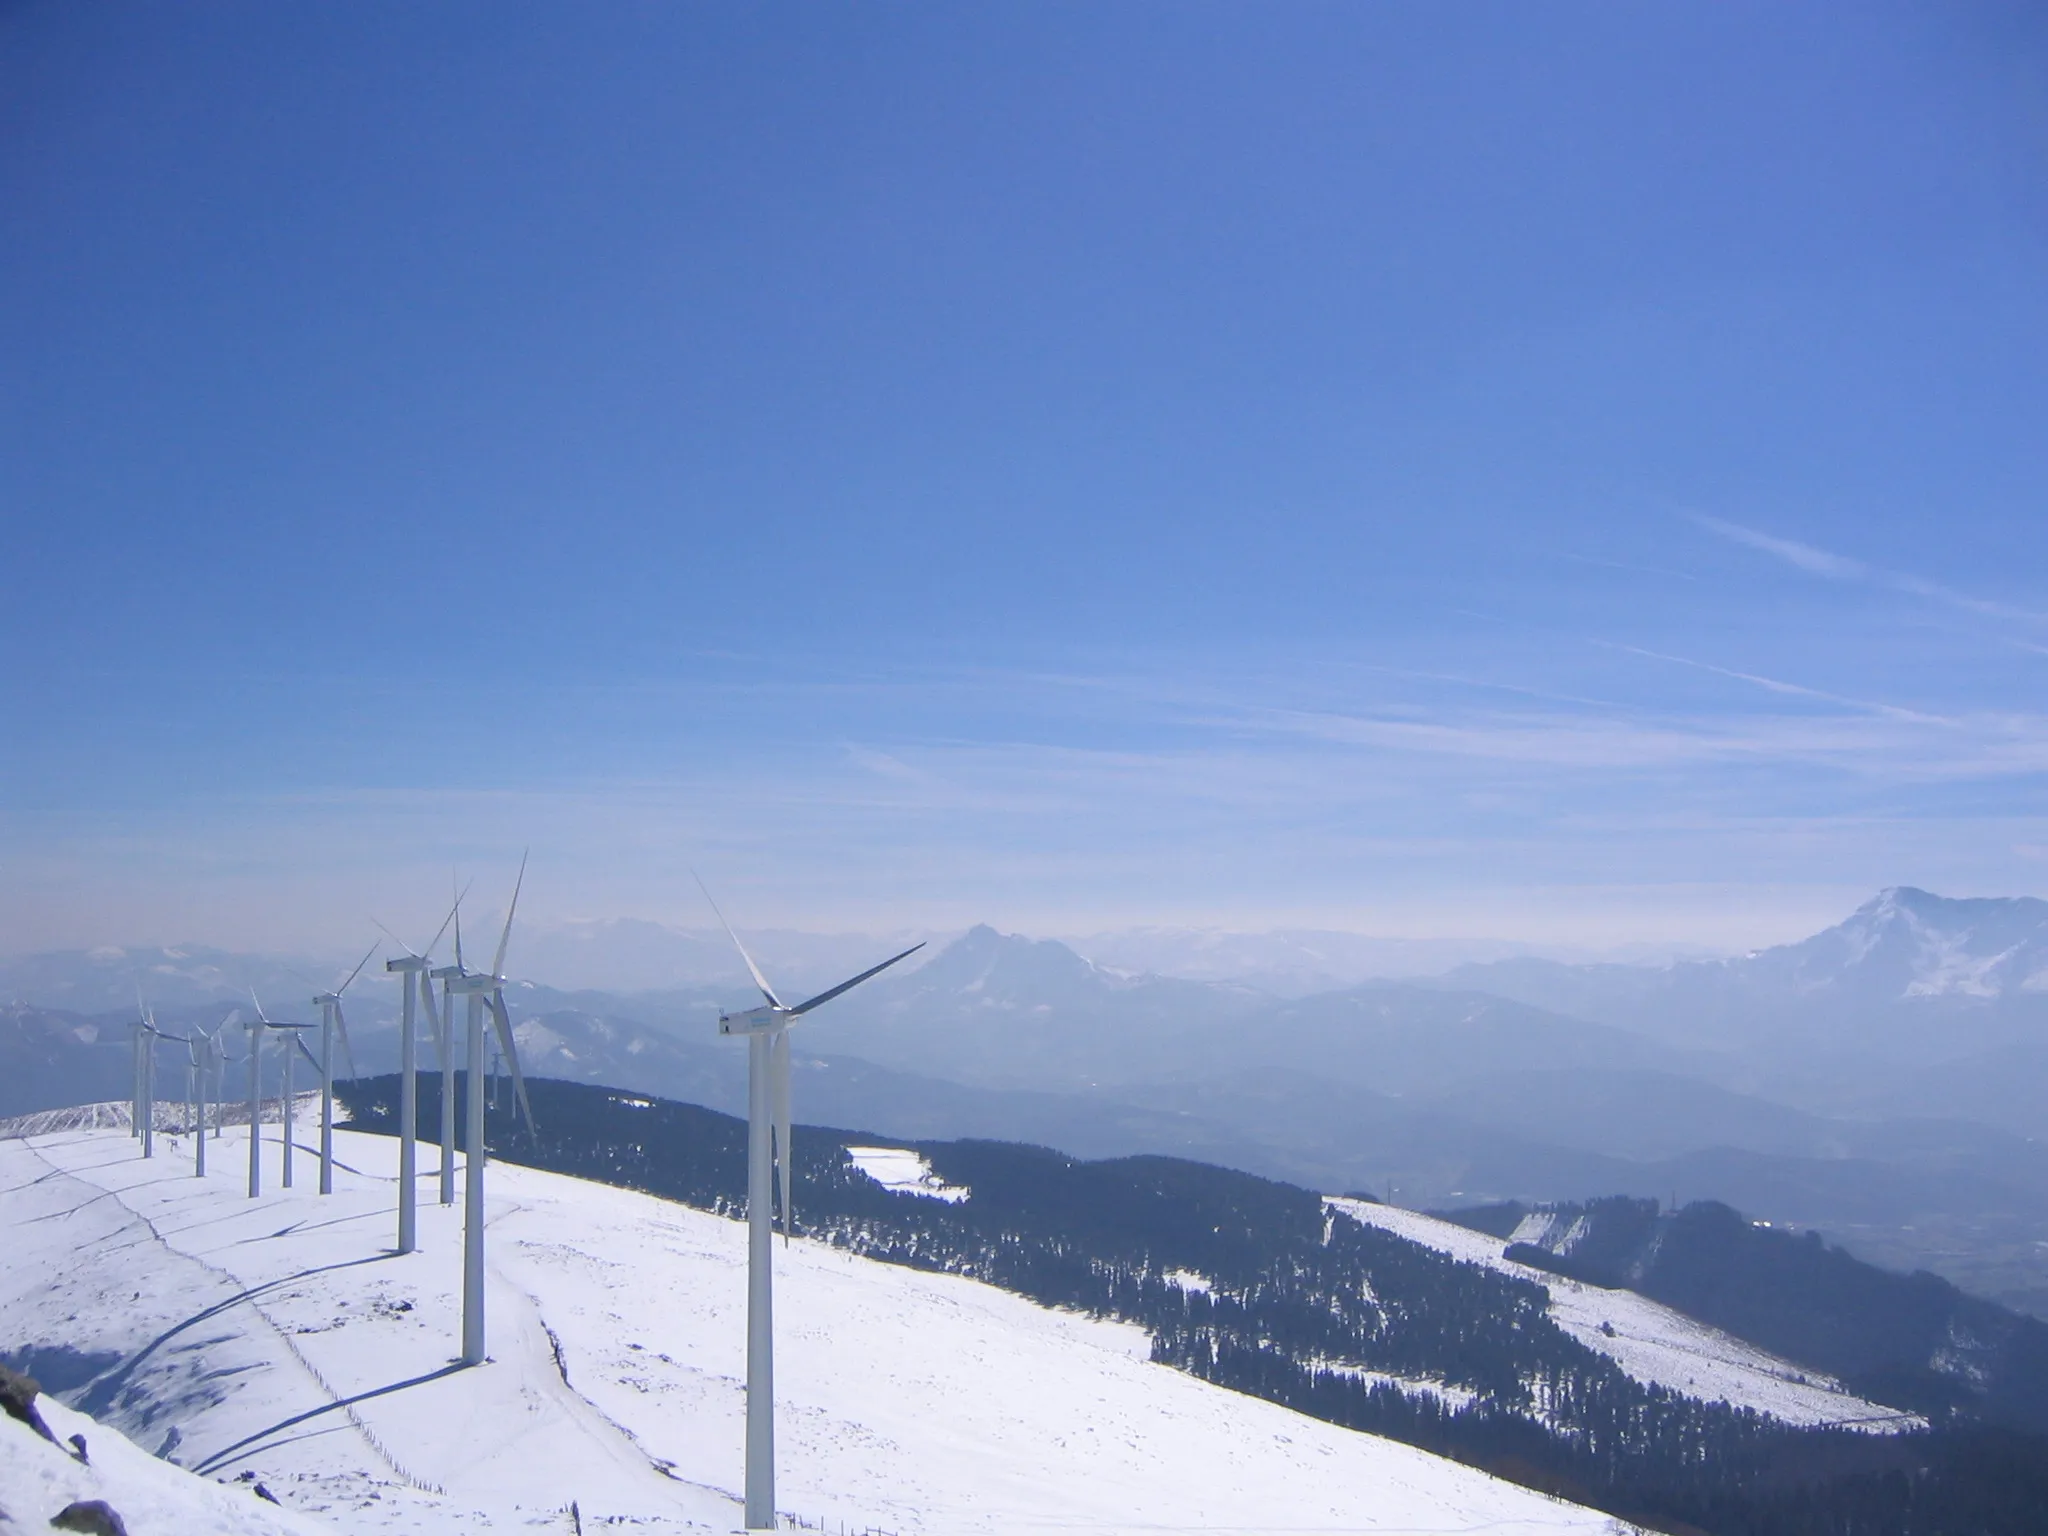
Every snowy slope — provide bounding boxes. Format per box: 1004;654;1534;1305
1;1389;327;1536
1327;1198;1918;1431
1;1119;1628;1535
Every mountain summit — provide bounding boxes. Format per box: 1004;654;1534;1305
1763;887;2048;1001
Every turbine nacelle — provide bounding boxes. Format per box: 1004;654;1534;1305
718;1004;791;1038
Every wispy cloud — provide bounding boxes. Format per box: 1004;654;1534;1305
1600;643;1951;724
1691;513;2046;625
1690;514;1867;579
1562;553;1699;582
1205;699;2048;778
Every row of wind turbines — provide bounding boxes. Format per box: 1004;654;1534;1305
126;861;922;1532
128;862;537;1371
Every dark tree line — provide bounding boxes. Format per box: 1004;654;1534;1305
339;1075;2048;1536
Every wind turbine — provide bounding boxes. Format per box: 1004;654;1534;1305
699;878;923;1530
245;1006;267;1196
309;943;376;1196
244;995;314;1196
133;1002;187;1159
428;885;471;1208
131;994;158;1153
189;1011;237;1177
134;1003;152;1155
446;856;536;1366
379;898;461;1253
181;1033;196;1134
211;1018;233;1140
154;1024;197;1136
130;1010;143;1140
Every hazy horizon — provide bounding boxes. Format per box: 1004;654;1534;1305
2;882;2017;999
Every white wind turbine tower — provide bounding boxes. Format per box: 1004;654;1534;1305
377;898;461;1253
699;878;923;1530
445;857;536;1366
140;1012;186;1157
130;1010;144;1140
158;1025;197;1135
244;1006;268;1196
189;1011;237;1177
244;995;315;1197
131;995;159;1153
133;1002;188;1158
308;944;376;1196
427;885;473;1209
132;1004;151;1153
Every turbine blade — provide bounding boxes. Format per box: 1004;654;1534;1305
771;1030;793;1242
692;871;783;1009
406;877;472;964
294;1036;321;1074
453;882;466;973
488;991;536;1133
493;850;527;980
372;916;421;960
789;942;926;1016
249;988;271;1024
336;940;378;997
332;1000;359;1080
419;974;444;1068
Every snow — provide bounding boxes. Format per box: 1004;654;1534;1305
843;1145;969;1203
2;1392;327;1535
1327;1199;1921;1432
1305;1363;1481;1414
0;1120;1630;1535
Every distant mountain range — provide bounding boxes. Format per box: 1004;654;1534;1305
9;887;2048;1317
1439;887;2048;1124
1441;885;2048;1029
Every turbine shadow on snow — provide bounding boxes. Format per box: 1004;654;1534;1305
191;1359;467;1477
78;1252;394;1425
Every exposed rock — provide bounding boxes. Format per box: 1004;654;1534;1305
48;1501;127;1536
0;1362;55;1444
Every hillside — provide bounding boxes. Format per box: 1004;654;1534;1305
0;1110;1625;1535
329;1077;2048;1536
1431;1196;2048;1428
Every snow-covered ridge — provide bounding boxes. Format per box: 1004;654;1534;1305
0;1092;327;1140
0;1120;1623;1534
1327;1199;1920;1433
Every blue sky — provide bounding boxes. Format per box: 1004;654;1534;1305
4;3;2046;955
